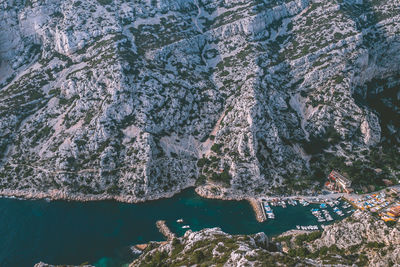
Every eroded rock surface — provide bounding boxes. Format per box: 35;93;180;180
0;0;399;201
130;211;400;266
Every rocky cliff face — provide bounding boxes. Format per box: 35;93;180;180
129;211;400;267
130;227;305;267
0;0;399;201
311;211;400;266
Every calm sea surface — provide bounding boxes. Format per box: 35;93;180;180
0;188;348;267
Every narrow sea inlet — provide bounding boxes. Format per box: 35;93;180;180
0;189;346;267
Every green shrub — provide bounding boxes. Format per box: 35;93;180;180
195;175;207;186
84;112;94;125
366;242;385;249
197;158;210;168
96;0;112;5
295;231;322;246
211;143;223;154
210;169;231;186
193;250;206;263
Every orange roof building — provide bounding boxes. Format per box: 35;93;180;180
329;170;351;187
389;206;400;217
328;170;352;193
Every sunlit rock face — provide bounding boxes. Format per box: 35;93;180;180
131;211;400;267
0;0;399;201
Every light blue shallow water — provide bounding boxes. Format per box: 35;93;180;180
0;188;349;267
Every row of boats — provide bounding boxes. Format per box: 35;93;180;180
322;200;352;211
262;197;348;221
269;200;287;208
296;225;319;231
311;208;334;222
262;198;312;220
299;199;310;206
263;202;275;219
263;199;311;208
311;201;355;222
325;200;340;207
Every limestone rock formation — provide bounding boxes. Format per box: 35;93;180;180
311;211;400;266
130;227;300;267
0;0;399;201
130;211;400;266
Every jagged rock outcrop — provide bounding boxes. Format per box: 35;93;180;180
34;262;93;267
311;210;400;266
130;227;309;267
0;0;399;201
130;211;400;267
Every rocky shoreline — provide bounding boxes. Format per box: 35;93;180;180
0;187;185;204
194;185;245;200
0;185;271;224
1;0;399;211
0;184;256;203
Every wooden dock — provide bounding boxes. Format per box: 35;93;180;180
248;198;267;222
156;220;176;241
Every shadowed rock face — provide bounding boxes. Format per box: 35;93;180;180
353;76;400;145
0;0;399;201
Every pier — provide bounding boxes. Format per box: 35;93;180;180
156;220;176;241
248;198;267;222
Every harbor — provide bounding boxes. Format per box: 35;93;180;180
248;194;355;231
0;188;356;266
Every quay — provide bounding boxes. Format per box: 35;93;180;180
248;198;267;222
156;220;176;241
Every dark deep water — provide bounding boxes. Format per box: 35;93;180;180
0;188;348;267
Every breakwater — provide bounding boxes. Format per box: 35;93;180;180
156;220;176;240
248;198;267;222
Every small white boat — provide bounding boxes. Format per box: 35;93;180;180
182;225;190;229
299;199;310;206
176;219;183;223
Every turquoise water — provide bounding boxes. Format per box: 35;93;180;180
0;189;348;267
